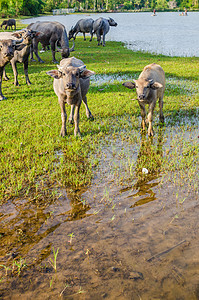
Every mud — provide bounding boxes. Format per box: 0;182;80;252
0;118;198;299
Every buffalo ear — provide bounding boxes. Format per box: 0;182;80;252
150;82;163;90
122;82;136;89
46;70;62;79
12;32;23;38
80;69;95;78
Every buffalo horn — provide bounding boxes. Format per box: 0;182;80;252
79;65;86;73
55;40;62;52
149;79;154;85
57;65;64;72
12;38;23;45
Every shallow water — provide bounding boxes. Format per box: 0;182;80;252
0;115;198;298
22;12;199;57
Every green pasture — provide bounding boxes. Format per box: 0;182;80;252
0;21;198;202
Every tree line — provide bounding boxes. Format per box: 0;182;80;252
0;0;198;17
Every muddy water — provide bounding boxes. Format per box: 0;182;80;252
0;115;199;299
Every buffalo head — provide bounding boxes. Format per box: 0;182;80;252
0;38;24;61
46;64;94;105
68;26;75;40
55;40;75;59
108;18;117;27
123;79;163;101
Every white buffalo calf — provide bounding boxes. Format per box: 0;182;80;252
123;63;165;136
46;57;95;137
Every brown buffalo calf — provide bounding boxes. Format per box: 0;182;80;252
123;63;165;136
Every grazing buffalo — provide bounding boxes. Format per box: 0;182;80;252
2;29;40;86
46;57;95;137
0;35;24;100
69;18;94;41
123;63;165;136
93;17;117;46
0;19;16;30
27;21;75;64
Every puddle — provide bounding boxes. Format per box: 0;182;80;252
0;118;198;299
91;74;199;97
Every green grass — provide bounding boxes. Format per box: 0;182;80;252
0;21;198;202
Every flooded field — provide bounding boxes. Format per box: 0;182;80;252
0;83;198;298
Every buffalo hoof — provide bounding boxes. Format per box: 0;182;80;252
60;128;67;137
148;130;154;137
39;60;45;63
68;119;74;125
88;115;94;121
31;58;37;62
27;81;32;86
0;95;7;100
53;60;59;64
159;115;165;123
4;76;9;81
74;131;81;137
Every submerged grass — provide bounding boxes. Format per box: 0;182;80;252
0;21;198;202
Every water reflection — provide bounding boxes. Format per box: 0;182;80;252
0;188;91;267
130;128;164;207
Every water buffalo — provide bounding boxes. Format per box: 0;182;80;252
93;17;117;46
27;21;75;64
0;35;24;100
0;19;16;30
123;63;165;136
46;57;95;137
2;29;40;86
69;18;94;41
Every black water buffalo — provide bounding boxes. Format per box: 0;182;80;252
93;17;117;46
0;19;16;30
0;35;24;100
69;18;94;41
27;21;75;64
46;57;95;137
2;29;40;86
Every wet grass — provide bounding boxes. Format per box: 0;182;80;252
0;21;198;206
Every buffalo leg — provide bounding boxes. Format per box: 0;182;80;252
3;67;9;81
24;59;31;86
82;95;94;120
74;102;81;137
159;96;164;123
96;30;101;46
32;40;44;63
59;99;67;137
102;32;106;46
11;61;19;86
89;31;93;42
83;33;86;41
147;101;156;136
139;102;146;132
0;68;6;100
50;41;58;64
69;105;75;124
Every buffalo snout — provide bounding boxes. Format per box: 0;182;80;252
61;49;70;58
138;94;145;100
66;82;76;90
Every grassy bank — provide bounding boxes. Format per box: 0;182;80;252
0;21;198;202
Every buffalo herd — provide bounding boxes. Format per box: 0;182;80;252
0;17;165;137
